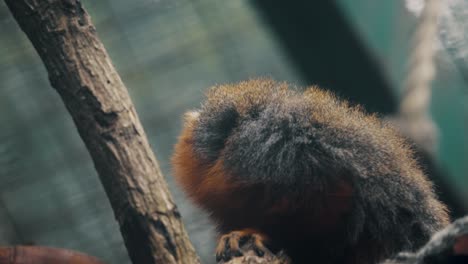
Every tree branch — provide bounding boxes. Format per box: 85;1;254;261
3;0;199;263
0;246;105;264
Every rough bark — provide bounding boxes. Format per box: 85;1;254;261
0;246;105;264
4;1;199;263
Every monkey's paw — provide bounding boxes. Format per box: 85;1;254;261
215;229;270;262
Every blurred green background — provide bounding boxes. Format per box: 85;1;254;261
0;1;466;263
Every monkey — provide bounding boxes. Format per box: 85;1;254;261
171;79;449;263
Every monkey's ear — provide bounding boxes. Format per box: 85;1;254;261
183;111;200;126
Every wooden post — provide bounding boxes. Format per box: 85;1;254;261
4;1;199;263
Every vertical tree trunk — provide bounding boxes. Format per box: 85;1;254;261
3;1;199;263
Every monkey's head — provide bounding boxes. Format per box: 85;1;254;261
171;78;427;206
172;79;362;202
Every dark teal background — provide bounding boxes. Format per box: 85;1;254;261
0;1;465;263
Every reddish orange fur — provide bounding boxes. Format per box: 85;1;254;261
454;235;468;255
171;118;244;212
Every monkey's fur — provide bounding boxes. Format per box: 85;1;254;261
172;79;449;263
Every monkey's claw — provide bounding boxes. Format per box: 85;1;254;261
215;230;269;262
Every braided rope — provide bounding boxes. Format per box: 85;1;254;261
394;0;441;154
400;0;441;118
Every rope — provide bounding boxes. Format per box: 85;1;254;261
394;0;441;154
400;0;441;118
